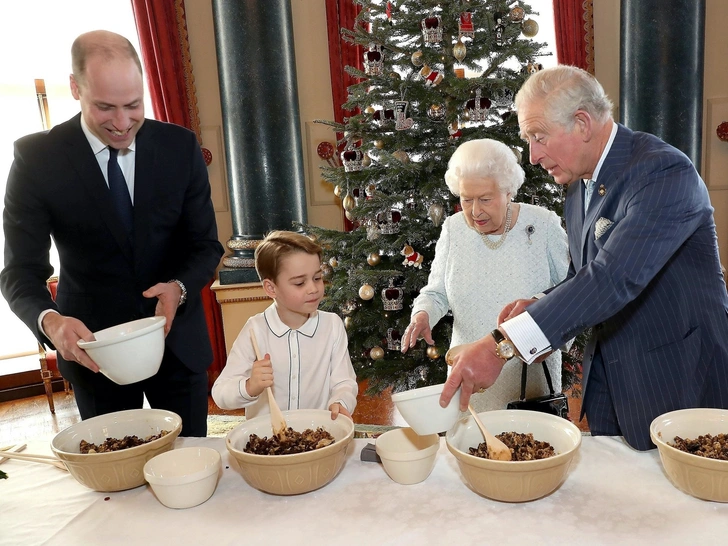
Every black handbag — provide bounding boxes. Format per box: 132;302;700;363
506;361;570;420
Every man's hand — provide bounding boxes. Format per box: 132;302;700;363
329;402;352;420
42;313;99;372
439;335;506;411
245;353;273;398
401;311;434;353
497;298;536;325
142;282;181;336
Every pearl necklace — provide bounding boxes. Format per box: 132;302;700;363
479;203;512;250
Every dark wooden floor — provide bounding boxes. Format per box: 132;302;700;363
0;385;586;447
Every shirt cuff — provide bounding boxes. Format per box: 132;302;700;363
500;311;551;364
38;309;60;338
239;379;258;402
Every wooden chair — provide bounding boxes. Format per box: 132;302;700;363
39;276;71;413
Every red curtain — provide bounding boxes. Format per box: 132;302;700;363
552;0;595;74
131;0;227;388
325;0;363;230
325;0;363;125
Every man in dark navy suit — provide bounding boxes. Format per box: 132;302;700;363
1;30;224;436
440;65;728;450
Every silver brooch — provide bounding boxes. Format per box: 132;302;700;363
526;225;535;245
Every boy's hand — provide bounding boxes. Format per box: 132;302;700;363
329;402;352;420
246;353;273;398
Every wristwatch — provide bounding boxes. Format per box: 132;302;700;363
491;329;518;361
168;279;187;306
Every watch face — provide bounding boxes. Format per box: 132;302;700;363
498;341;516;360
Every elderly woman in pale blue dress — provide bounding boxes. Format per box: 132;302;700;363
402;139;569;412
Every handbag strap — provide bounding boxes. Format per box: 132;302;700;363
519;361;556;401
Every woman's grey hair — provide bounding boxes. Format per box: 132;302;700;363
514;65;614;130
444;139;525;197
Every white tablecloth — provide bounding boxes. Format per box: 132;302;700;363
1;436;727;546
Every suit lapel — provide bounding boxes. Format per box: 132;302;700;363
579;124;633;265
60;116;134;262
131;121;156;268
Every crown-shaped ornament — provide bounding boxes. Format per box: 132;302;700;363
386;328;401;351
382;279;404;311
341;144;364;172
465;89;492;122
376;209;402;235
421;15;443;43
372;107;395;127
363;44;384;76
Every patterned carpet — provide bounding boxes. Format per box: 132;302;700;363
206;414;398;438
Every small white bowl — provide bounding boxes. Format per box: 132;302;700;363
376;427;439;485
77;316;166;385
144;447;222;509
391;383;462;435
650;408;728;502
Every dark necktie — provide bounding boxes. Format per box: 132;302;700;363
108;147;133;235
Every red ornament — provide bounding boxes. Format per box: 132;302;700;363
201;147;213;166
317;141;335;160
717;122;728;142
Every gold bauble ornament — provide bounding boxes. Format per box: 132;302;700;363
342;194;355;211
344;316;353;329
321;263;333;279
334;185;342;197
411;50;424;67
426;346;441;360
365;105;376;115
329;257;338;268
389;71;401;81
522;19;539;38
392;150;409;163
362;153;371;167
367;252;381;266
374;140;385;149
358;283;375;300
370;346;385;360
345;210;355;221
453;39;467;62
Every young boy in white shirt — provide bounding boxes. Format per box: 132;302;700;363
212;230;358;420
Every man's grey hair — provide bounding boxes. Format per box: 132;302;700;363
515;65;614;130
444;139;524;197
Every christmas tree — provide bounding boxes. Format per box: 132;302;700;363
304;0;580;395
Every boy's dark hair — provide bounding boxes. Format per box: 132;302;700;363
254;230;323;282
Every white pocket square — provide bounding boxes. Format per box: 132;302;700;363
595;217;614;240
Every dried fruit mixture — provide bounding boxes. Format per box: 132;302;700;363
669;433;728;460
469;431;555;461
80;430;170;454
244;427;335;455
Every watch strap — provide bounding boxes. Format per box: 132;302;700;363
168;279;187;306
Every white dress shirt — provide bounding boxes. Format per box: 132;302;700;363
211;303;358;419
502;121;619;362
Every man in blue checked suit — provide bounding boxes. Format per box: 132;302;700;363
440;65;728;450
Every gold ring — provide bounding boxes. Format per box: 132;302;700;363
476;388;486;394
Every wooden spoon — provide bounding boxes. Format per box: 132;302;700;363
249;330;288;438
468;404;512;461
0;450;68;471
